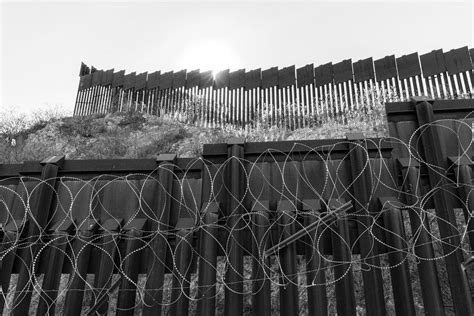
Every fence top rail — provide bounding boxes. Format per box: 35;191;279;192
0;157;203;179
385;99;474;122
203;137;393;162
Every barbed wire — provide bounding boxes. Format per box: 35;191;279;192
0;118;473;314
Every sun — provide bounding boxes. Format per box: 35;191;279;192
176;39;241;76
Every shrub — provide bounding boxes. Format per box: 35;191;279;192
58;114;107;137
117;111;147;129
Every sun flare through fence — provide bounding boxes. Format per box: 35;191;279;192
74;47;473;129
1;98;474;315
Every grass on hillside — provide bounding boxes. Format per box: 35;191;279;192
0;90;389;164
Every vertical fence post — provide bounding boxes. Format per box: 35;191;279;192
170;217;195;316
251;200;271;316
329;198;356;316
378;197;416;315
142;153;176;315
277;200;299;316
448;156;474;250
11;156;64;316
414;97;473;315
91;218;123;314
196;202;219;316
303;199;328;316
63;218;98;316
0;219;26;313
36;218;74;316
224;137;245;316
346;133;386;315
116;218;148;316
397;158;445;315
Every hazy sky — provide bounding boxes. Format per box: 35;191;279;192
1;0;472;115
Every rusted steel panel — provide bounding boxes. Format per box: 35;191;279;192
199;70;213;88
297;63;315;87
111;70;125;88
135;72;148;90
160;71;173;90
353;57;375;83
186;69;200;88
146;71;161;89
374;55;397;82
420;49;446;77
172;69;187;88
229;69;245;90
79;62;90;76
314;62;333;87
101;69;114;86
261;67;278;89
91;70;104;87
214;69;230;89
332;60;352;84
444;46;472;74
396;53;421;79
79;73;92;90
278;65;296;88
245;68;261;90
123;72;136;90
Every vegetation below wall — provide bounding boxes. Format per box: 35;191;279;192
0;102;388;163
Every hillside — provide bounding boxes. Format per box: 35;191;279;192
0;107;388;163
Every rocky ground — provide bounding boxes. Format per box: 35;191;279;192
0;110;388;163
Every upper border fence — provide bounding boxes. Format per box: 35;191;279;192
1;98;474;315
74;46;473;129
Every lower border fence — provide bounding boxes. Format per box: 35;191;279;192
1;98;473;315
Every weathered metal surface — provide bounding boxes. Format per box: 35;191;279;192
229;69;245;90
245;68;261;90
396;52;421;79
374;55;397;82
297;63;315;87
315;62;333;87
445;46;472;75
332;59;352;84
261;66;278;89
353;57;375;83
214;69;229;89
278;65;296;88
420;49;446;77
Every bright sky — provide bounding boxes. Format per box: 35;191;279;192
1;0;473;115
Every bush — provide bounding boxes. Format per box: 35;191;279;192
117;111;147;129
58;114;107;137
